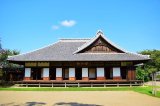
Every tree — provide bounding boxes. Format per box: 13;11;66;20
136;50;160;81
138;50;160;95
0;49;20;68
139;50;160;75
0;49;20;83
0;39;21;83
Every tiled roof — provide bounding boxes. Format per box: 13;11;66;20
8;31;150;62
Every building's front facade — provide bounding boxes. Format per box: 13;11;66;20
8;31;150;83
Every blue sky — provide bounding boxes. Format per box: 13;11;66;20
0;0;160;53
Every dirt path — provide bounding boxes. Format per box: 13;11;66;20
0;91;160;106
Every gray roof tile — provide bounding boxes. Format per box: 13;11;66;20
8;38;150;62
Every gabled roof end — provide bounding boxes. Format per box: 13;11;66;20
74;30;126;54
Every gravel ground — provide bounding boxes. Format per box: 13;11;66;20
0;91;160;106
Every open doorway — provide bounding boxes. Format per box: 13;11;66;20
121;67;127;79
49;68;56;80
31;68;42;80
76;68;82;80
105;67;113;79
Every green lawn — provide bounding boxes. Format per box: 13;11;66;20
133;86;160;98
0;86;160;98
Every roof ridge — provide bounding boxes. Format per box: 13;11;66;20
59;39;90;42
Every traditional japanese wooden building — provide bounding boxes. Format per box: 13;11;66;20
8;31;150;86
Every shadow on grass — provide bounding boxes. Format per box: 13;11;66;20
53;102;102;106
149;91;152;94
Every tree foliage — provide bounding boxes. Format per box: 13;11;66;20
136;49;160;81
136;66;149;81
0;49;20;68
139;50;160;73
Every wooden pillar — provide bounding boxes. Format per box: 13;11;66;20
113;67;121;80
69;68;76;80
24;68;31;80
42;68;49;80
97;68;105;80
127;67;136;80
56;68;62;80
82;68;89;80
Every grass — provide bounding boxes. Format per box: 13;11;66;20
133;86;160;98
0;86;160;98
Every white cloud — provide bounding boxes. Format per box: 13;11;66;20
52;25;59;30
51;20;76;30
61;20;76;27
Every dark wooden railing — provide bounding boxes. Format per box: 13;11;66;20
13;80;143;87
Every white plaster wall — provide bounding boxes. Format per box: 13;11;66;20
69;68;75;77
82;68;88;77
56;68;62;77
43;68;49;77
25;68;31;77
97;68;104;77
113;67;121;77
